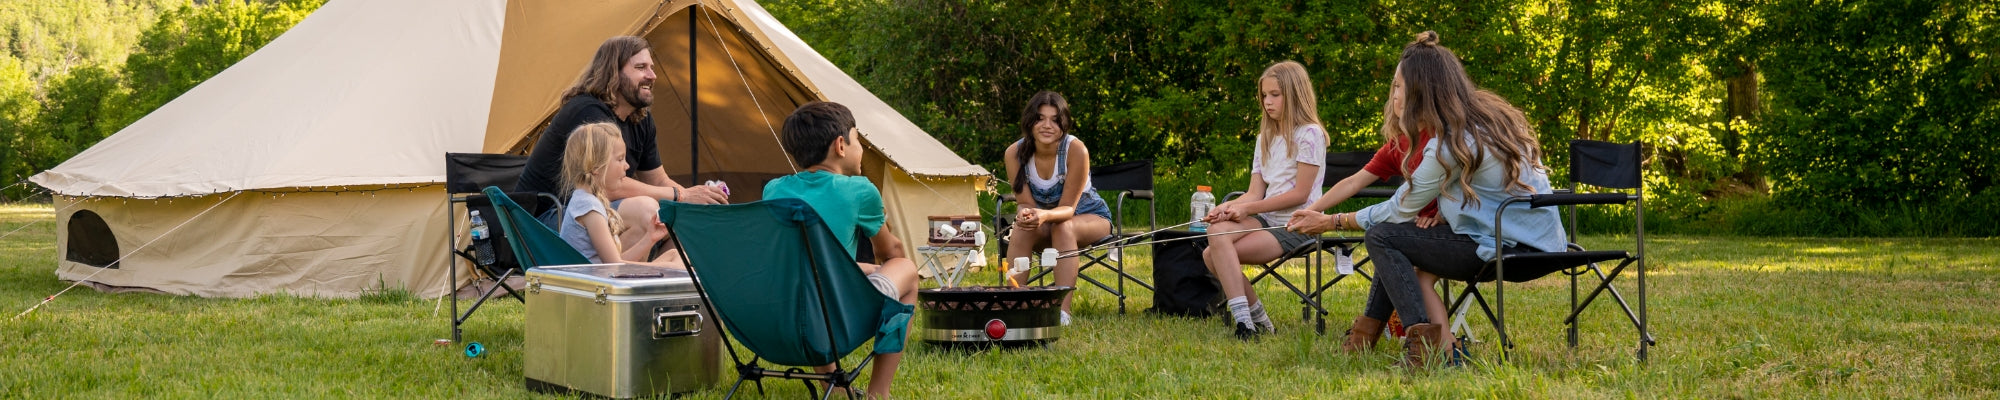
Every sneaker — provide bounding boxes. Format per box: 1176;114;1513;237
1233;321;1260;341
1060;311;1073;326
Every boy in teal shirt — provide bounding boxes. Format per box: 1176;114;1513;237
763;101;919;399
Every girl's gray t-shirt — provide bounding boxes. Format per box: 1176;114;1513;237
558;189;606;264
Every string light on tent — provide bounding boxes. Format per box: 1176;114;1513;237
16;191;246;320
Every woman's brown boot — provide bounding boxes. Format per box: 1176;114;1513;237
1399;323;1447;368
1341;315;1385;352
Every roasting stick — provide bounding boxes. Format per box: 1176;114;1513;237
1053;225;1296;260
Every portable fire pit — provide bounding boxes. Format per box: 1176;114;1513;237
917;285;1073;347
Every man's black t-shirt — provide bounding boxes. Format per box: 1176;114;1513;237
515;95;663;195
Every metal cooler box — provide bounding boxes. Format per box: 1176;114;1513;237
524;263;720;398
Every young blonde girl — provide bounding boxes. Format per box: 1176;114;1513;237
557;122;681;268
1202;61;1329;339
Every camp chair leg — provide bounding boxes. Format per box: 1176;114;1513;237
1080;250;1131;313
452;267;519;337
1455;283;1514;356
724;376;756;399
1569;264;1581;349
452;249;527;302
1114;253;1128;314
1563;259;1647;341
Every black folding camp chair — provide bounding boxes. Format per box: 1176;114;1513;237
1444;140;1656;361
1221;150;1401;334
995;159;1156;313
444;153;560;344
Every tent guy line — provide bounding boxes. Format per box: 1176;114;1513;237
14;191;244;320
698;3;795;175
0;187;84;243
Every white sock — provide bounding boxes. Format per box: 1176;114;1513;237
1249;301;1274;331
1060;310;1073;326
1226;296;1253;327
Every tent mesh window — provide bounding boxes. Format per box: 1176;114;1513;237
65;210;120;269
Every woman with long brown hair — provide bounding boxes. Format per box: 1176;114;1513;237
1314;31;1567;367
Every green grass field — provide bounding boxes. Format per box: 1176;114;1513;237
1;203;1995;398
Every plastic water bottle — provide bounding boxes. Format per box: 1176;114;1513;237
469;211;497;266
1189;185;1215;232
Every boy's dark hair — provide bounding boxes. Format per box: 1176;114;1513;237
779;101;856;169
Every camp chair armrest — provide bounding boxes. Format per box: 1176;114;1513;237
537;192;562;210
1223;191;1245;202
1125;189;1154;201
1527;193;1633;208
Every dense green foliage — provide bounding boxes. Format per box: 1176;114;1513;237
1742;0;1999;236
766;0;1995;236
0;0;1991;236
0;0;321;199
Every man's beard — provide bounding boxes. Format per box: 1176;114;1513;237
620;80;653;109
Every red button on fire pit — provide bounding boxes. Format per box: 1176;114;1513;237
984;319;1006;340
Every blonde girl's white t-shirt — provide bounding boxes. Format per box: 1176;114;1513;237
1249;124;1328;225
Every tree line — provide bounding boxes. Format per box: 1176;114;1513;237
764;0;1997;236
2;0;1993;235
0;0;322;199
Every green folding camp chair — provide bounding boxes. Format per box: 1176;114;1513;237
482;186;590;268
659;198;915;400
448;186;590;357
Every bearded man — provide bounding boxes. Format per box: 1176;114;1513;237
516;36;726;236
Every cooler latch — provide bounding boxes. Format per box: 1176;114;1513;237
593;286;608;304
525;276;541;294
655;307;703;338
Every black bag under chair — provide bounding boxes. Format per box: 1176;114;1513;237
444;152;561;346
1148;230;1222;317
1443;140;1657;362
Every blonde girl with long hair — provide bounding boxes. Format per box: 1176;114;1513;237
556;122;682;268
1202;60;1329;340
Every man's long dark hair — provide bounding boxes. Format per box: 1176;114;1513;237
562;36;652;123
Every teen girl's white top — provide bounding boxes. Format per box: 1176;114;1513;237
1250;124;1328;225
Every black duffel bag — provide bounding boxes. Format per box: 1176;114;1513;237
1149;230;1223;317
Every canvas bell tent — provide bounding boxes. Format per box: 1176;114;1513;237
30;0;988;298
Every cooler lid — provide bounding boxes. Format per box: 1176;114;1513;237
525;263;696;296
